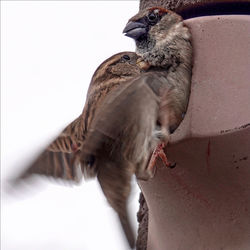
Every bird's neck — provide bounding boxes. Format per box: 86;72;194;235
136;22;192;73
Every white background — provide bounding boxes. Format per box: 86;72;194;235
1;1;141;249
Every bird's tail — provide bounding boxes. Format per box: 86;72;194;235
96;159;135;249
118;209;136;249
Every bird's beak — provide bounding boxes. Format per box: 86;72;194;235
136;58;150;70
123;21;147;40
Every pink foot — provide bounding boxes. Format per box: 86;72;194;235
148;143;172;174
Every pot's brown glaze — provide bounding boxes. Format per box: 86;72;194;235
139;15;250;250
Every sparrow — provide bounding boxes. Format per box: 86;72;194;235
123;7;193;169
10;51;150;249
12;51;148;183
79;70;177;248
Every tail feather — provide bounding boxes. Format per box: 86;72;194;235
96;160;135;249
119;211;136;249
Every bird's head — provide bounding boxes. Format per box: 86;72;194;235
89;52;150;90
123;8;190;67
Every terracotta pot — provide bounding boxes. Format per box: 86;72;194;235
138;14;250;250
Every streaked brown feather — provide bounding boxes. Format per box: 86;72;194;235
80;72;173;248
12;52;144;185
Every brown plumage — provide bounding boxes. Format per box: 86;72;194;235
12;8;192;248
79;71;177;248
13;52;147;183
11;51;151;249
123;7;192;169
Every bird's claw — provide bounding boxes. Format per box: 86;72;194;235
147;142;172;175
155;142;171;167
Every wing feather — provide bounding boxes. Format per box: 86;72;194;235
80;72;167;173
12;117;83;185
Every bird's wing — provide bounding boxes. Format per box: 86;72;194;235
11;116;83;185
80;73;167;249
81;72;167;170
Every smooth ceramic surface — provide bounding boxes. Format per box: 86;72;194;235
139;15;250;250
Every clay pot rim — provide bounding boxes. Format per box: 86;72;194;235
176;1;250;20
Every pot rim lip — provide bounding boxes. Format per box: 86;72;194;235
176;1;250;20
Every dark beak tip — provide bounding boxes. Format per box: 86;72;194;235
122;26;129;34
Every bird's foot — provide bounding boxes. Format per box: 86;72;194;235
148;143;172;174
156;142;172;167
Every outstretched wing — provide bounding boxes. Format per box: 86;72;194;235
12;116;83;185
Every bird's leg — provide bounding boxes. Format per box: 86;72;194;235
156;142;172;167
147;142;171;174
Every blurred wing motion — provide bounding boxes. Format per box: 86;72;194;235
80;72;168;248
9;71;169;249
80;72;169;178
12;116;84;185
10;52;146;187
7;51;158;249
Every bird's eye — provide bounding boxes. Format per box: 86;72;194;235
147;12;158;24
86;154;95;167
122;55;130;61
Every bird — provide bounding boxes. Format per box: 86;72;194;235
79;70;179;248
123;7;193;170
10;51;150;249
12;51;149;184
10;7;193;248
